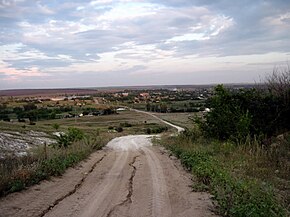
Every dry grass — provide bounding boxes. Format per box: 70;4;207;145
161;130;290;215
153;112;197;129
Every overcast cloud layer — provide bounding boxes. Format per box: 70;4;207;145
0;0;290;89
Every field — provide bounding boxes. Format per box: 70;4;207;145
153;112;197;129
1;110;169;134
0;110;172;157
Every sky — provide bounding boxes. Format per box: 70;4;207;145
0;0;290;89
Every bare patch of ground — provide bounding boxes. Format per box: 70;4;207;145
0;131;55;158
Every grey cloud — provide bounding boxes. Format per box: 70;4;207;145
0;0;289;89
4;59;73;69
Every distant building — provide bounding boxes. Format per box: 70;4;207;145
116;107;126;111
51;97;65;101
140;93;150;98
204;108;211;112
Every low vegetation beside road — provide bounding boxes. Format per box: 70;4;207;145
160;69;290;216
161;131;289;217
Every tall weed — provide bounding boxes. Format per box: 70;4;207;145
0;135;102;197
162;134;289;216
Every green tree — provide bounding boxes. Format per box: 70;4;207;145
23;103;37;111
200;85;252;142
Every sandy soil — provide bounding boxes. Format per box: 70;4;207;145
0;134;216;217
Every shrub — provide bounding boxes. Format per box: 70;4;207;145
54;127;85;149
120;122;132;127
52;123;60;130
0;133;103;196
199;84;290;143
145;126;168;134
67;127;84;142
115;127;123;132
146;128;152;134
165;137;287;217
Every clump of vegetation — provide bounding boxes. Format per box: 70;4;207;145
120;122;132;127
161;67;290;216
107;126;124;132
198;83;290;143
198;67;290;142
52;123;60;131
115;126;123;132
161;132;289;216
146;126;168;134
0;128;103;197
53;127;85;149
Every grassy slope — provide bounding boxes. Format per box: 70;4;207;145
159;122;289;217
151;112;289;216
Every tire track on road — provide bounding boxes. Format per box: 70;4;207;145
79;150;129;217
106;154;140;217
41;153;107;217
142;147;172;217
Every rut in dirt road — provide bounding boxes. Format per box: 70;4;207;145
106;155;139;217
39;154;107;217
0;135;217;217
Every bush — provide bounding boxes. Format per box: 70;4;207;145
165;137;287;217
115;127;123;132
54;128;85;149
67;127;84;142
0;133;103;197
52;123;60;130
146;128;152;134
120;122;132;127
145;126;168;134
199;84;290;143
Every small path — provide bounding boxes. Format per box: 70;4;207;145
130;108;185;133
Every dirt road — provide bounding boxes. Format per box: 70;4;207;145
130;108;185;133
0;134;216;217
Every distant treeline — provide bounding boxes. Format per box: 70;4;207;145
0;103;116;123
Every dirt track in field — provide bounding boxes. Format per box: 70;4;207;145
0;135;216;217
0;111;217;217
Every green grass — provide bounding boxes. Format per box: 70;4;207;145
153;112;197;129
160;133;289;217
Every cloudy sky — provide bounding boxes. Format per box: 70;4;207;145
0;0;289;89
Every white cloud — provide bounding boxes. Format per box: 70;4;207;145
90;0;113;6
166;33;209;42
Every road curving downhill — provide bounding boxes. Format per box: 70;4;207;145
0;112;217;217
